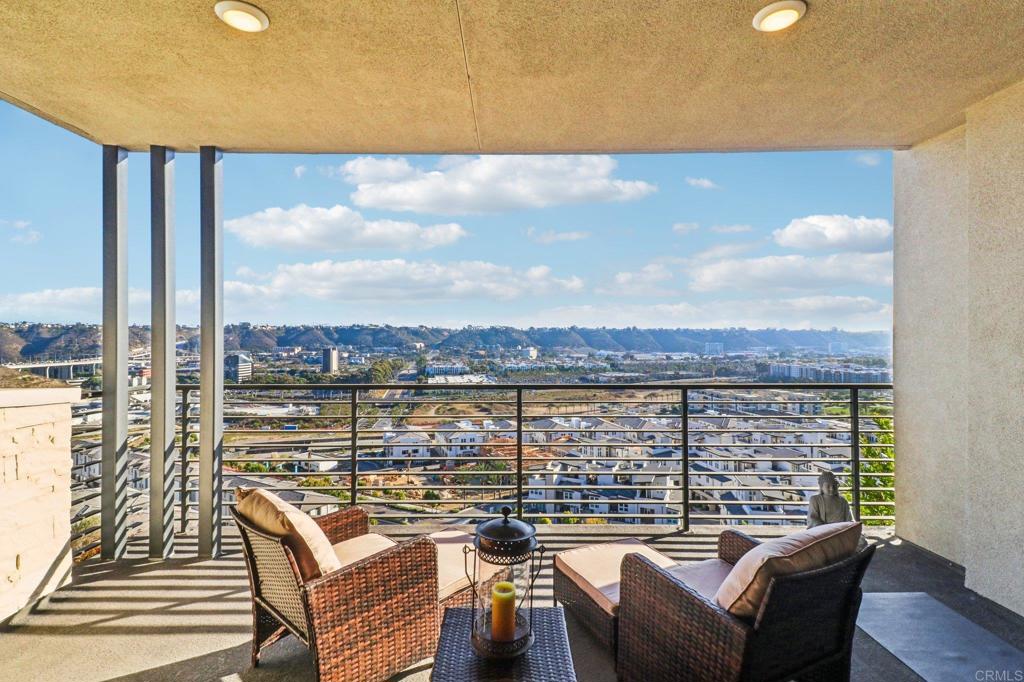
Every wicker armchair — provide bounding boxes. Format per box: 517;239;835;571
232;505;493;682
616;529;875;682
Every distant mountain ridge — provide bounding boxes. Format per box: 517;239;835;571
0;322;890;361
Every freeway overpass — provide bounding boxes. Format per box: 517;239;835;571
3;357;103;380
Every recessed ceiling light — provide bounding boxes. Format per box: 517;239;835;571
215;1;270;33
753;1;807;32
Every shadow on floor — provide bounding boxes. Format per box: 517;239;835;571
3;530;1023;682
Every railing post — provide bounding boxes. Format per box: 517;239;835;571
851;387;861;521
178;387;190;534
681;387;690;532
516;388;523;520
349;388;358;506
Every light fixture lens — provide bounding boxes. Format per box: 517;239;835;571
753;1;807;32
215;1;269;33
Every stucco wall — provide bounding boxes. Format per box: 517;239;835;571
893;126;969;566
895;79;1024;616
0;388;79;623
963;80;1024;616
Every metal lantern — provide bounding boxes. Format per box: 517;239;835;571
463;506;546;659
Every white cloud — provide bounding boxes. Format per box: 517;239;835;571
689;252;892;292
525;227;591;244
2;219;41;245
672;222;699;235
293;165;307;179
225;204;466;251
710;224;753;234
689;242;760;260
235;259;584;303
522;295;891;331
0;287;153;322
336;155;656;215
10;229;41;245
685;177;720;190
598;263;676;297
772;214;893;252
0;287;101;315
853;153;882;167
340;157;416;183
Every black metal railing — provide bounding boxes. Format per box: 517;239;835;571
70;388;146;560
172;382;894;529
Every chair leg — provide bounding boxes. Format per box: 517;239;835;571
251;602;288;667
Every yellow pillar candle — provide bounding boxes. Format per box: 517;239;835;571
491;581;517;642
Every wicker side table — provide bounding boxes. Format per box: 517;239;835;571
431;607;578;681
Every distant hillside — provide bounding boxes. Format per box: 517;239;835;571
0;321;891;361
0;323;150;362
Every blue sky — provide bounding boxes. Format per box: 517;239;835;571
0;100;893;330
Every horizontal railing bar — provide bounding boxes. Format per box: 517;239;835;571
694;414;884;420
690;455;857;460
526;460;685;466
689;500;809;506
690;443;893;449
223;429;361;434
691;499;896;507
687;515;811;521
370;414;522;420
70;462;100;471
192;382;893;392
353;485;515;491
223;415;355;421
224;399;359;405
219;441;355;448
525;485;680;491
357;400;518;406
72;541;102;556
688;399;856;405
70;528;101;542
691;485;891;492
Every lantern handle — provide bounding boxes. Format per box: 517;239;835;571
463;544;478;632
517;544;546;612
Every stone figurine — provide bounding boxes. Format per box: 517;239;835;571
807;471;854;528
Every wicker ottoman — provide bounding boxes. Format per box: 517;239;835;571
552;538;676;652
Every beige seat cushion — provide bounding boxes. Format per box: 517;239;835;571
332;533;397;567
667;558;734;601
715;521;862;619
236;488;342;582
554;538;676;616
430;530;504;601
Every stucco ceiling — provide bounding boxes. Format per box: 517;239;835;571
2;1;1023;153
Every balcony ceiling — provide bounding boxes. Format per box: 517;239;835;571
2;1;1024;153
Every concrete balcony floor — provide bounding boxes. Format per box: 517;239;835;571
1;525;1022;682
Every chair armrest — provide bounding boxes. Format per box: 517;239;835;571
618;553;750;682
718;528;760;565
313;506;368;545
304;536;440;681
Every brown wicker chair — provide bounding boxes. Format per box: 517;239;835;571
232;505;497;682
616;529;875;682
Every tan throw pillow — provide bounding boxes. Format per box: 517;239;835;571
714;522;861;619
236;487;342;582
